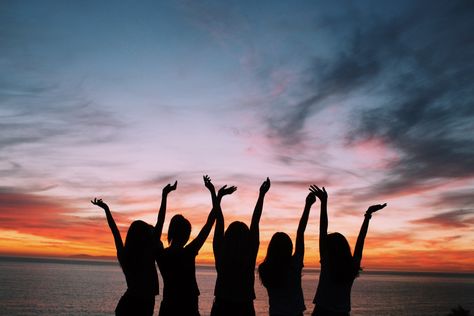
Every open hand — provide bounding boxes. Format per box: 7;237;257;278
163;181;177;195
91;198;109;210
259;177;271;194
218;185;237;197
366;203;387;215
309;185;327;202
203;175;215;193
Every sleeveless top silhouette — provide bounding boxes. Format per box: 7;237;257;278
313;261;355;313
118;249;159;297
157;244;200;302
265;257;306;315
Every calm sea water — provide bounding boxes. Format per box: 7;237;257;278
0;256;472;316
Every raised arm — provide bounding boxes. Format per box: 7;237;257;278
294;190;316;262
155;181;177;240
204;176;224;265
354;203;387;265
91;198;123;256
189;176;236;255
250;177;271;255
309;186;328;259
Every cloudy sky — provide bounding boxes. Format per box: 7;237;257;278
1;0;473;272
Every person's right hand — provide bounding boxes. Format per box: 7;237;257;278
309;185;327;202
218;185;237;198
259;177;271;195
91;198;109;210
203;175;215;193
306;192;317;206
366;203;387;215
163;181;177;195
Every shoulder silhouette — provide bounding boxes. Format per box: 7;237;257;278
156;176;234;316
211;177;269;316
310;186;387;315
259;188;316;316
91;198;159;316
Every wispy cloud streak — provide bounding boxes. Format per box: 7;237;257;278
263;1;474;195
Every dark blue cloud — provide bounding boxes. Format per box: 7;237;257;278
266;1;474;194
351;1;474;194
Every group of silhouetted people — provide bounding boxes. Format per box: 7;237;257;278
91;176;386;316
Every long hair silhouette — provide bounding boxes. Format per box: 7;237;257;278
325;233;359;284
309;185;387;316
259;232;293;288
258;189;315;316
222;221;252;269
210;178;270;316
124;220;154;254
121;220;155;269
91;199;159;316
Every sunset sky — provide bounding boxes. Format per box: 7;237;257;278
1;0;473;272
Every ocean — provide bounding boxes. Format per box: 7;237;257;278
0;256;472;315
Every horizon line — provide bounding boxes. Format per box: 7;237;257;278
1;254;473;276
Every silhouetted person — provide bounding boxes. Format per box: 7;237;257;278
92;188;175;316
156;176;235;316
310;186;387;316
209;177;271;316
259;188;316;316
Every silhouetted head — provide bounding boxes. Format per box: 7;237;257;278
258;232;294;288
224;221;250;251
267;232;293;260
327;233;351;261
168;214;191;247
124;220;154;251
220;221;251;269
123;220;155;264
326;232;357;283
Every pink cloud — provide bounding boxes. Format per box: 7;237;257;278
410;209;474;228
349;137;400;170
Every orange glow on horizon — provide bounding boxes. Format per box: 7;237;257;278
2;228;473;273
1;184;473;273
